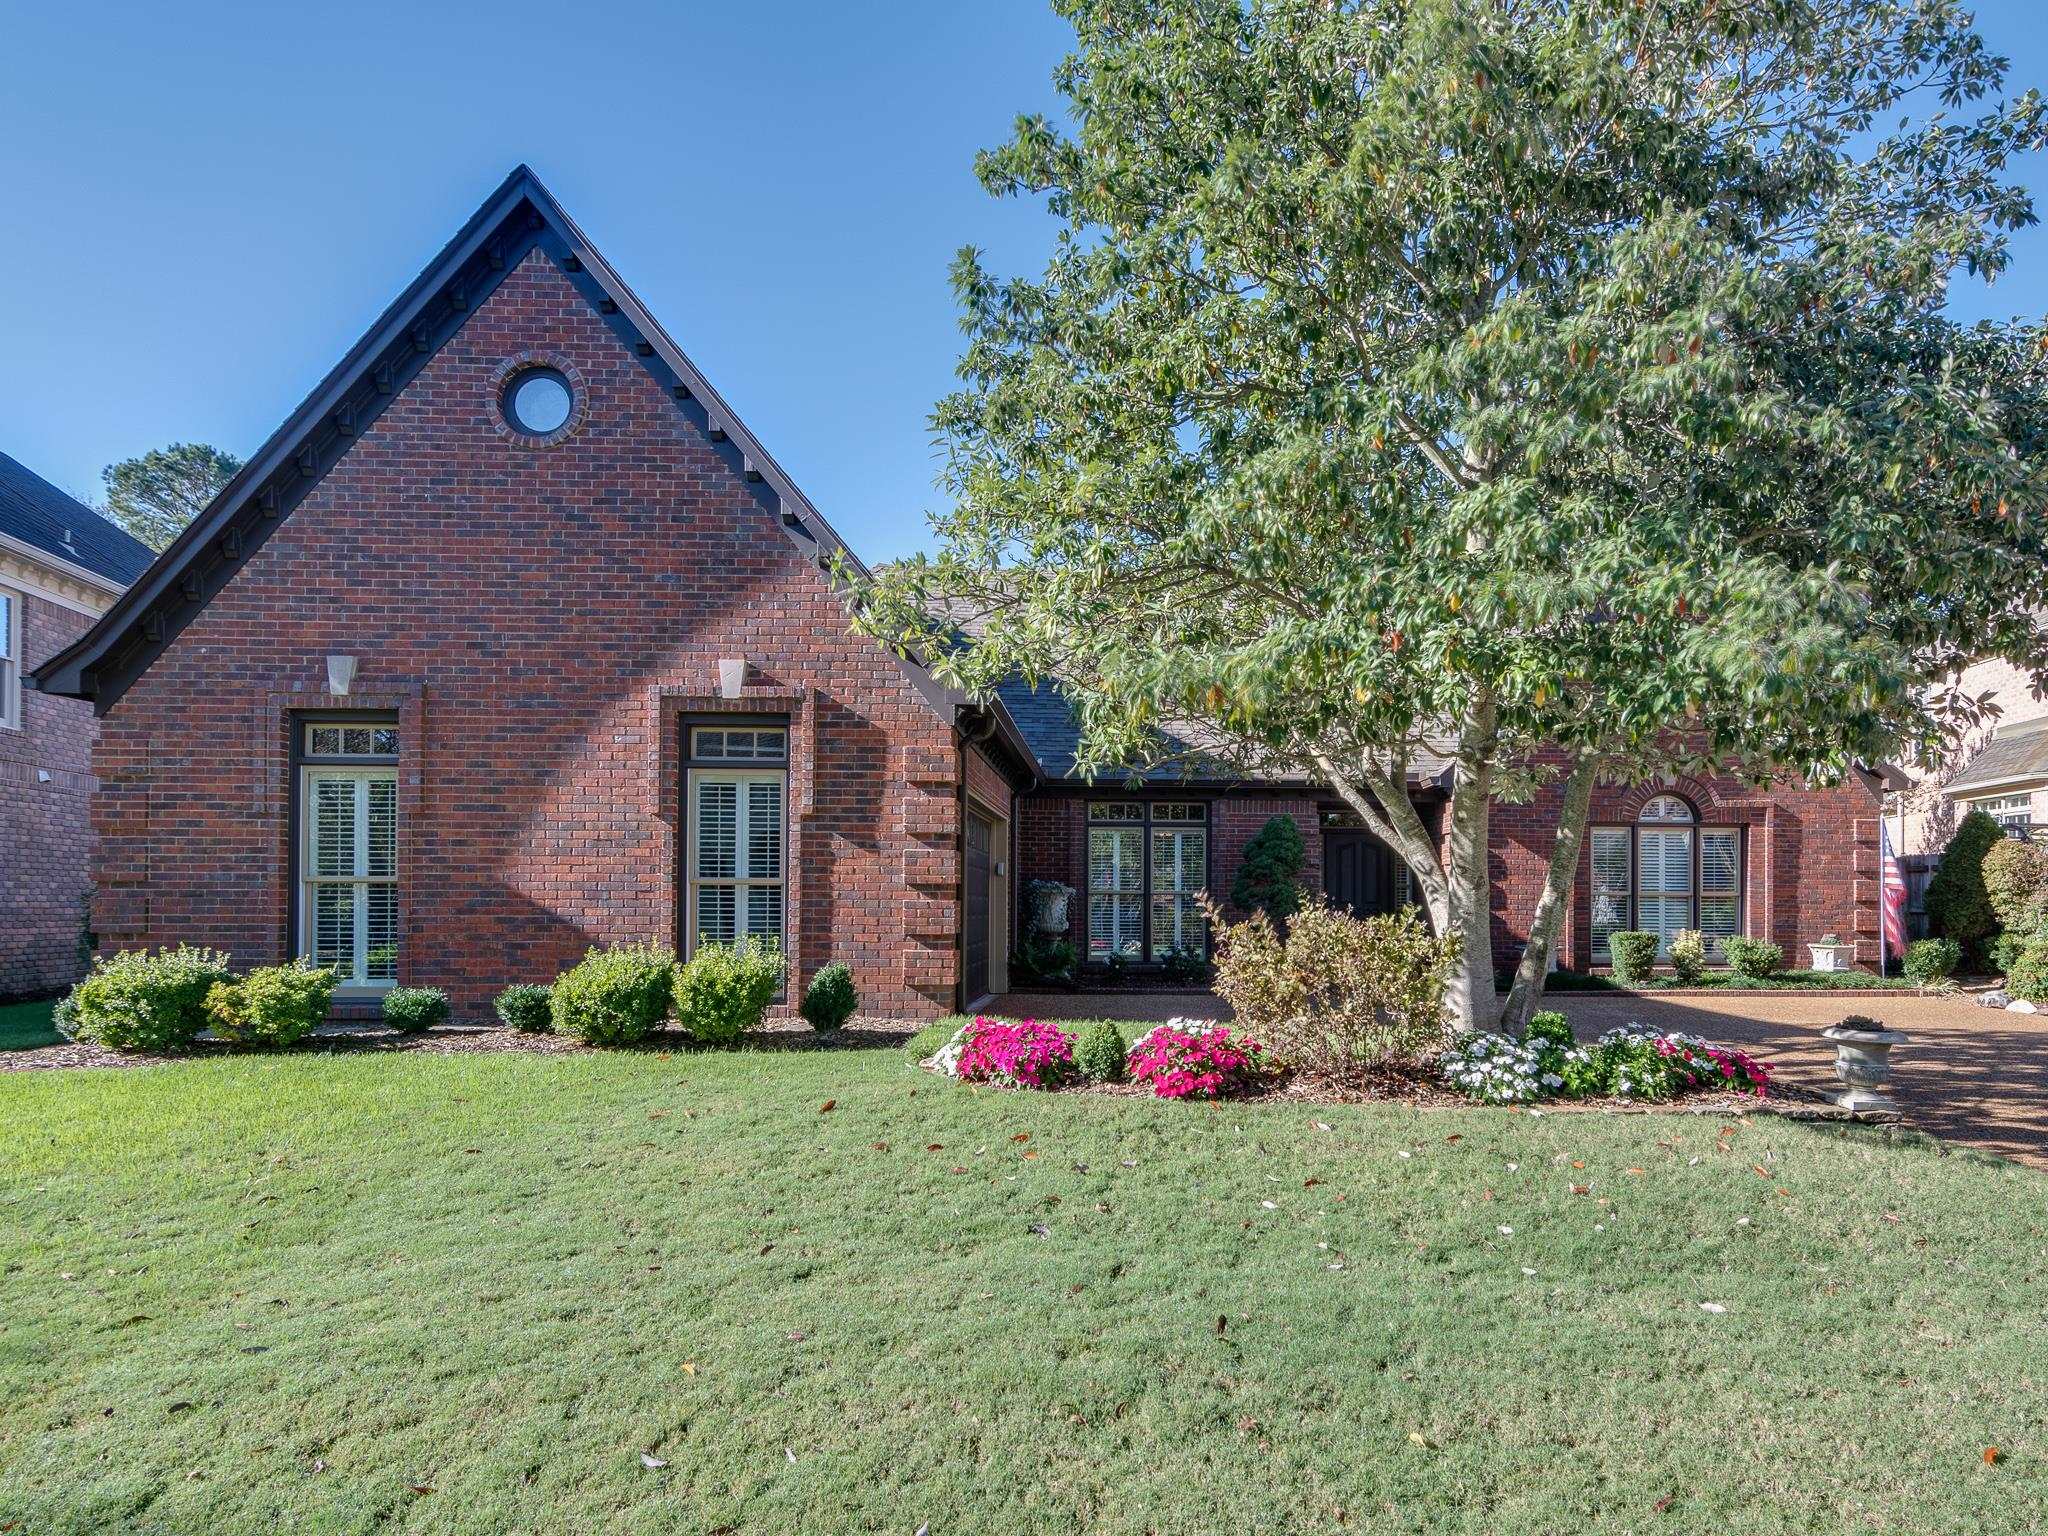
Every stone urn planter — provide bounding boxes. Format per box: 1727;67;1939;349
1821;1015;1907;1115
1807;936;1855;972
1025;879;1073;936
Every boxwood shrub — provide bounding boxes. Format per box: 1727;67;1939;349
1902;937;1961;985
799;962;858;1032
68;945;234;1053
494;982;554;1033
204;960;338;1048
1073;1021;1127;1082
1606;930;1659;986
1722;936;1784;979
674;938;784;1046
382;986;450;1034
552;943;675;1046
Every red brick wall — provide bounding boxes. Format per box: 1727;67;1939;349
1;587;101;998
92;250;964;1019
1490;764;1884;973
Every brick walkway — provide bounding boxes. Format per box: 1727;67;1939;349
989;987;2048;1168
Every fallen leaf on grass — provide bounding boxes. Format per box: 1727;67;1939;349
1625;1168;1645;1176
1011;1132;1031;1143
1753;1165;1770;1178
1699;1302;1726;1314
1406;1431;1429;1448
407;1484;435;1495
1571;1184;1590;1196
1444;1134;1462;1144
1985;1447;2002;1465
648;1111;669;1120
786;1330;806;1342
680;1362;697;1377
818;1100;835;1114
1303;1178;1321;1189
784;1447;798;1464
1215;1315;1227;1334
925;1143;944;1152
641;1452;669;1470
1652;1493;1675;1513
871;1141;889;1151
1022;1150;1038;1160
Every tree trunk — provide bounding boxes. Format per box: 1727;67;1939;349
1441;697;1499;1035
1498;754;1599;1035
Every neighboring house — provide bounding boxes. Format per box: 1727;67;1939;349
0;452;153;997
31;168;1891;1018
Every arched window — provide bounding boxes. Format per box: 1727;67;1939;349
1589;795;1744;964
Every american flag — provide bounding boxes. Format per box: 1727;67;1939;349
1879;819;1909;969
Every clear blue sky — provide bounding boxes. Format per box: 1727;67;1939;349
3;1;2045;564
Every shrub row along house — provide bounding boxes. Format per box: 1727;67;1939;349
31;169;1893;1020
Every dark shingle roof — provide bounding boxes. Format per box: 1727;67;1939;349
0;451;153;587
1949;714;2048;793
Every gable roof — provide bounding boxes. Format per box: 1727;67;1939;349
0;450;153;589
28;166;1038;771
1948;714;2048;794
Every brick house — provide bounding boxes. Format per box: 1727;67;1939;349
1;452;153;998
32;169;1887;1019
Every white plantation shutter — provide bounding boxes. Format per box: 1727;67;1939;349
1149;827;1206;959
1590;828;1631;959
1088;826;1144;958
1637;827;1694;954
690;771;783;949
302;769;398;985
1699;830;1741;953
0;589;16;728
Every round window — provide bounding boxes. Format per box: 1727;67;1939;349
504;367;573;435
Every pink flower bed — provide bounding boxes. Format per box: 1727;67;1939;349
1128;1020;1263;1099
954;1016;1074;1089
1661;1035;1772;1097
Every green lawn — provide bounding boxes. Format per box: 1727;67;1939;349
1537;969;1917;992
1;1039;2042;1534
0;997;61;1052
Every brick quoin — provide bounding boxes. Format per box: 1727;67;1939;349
1;593;99;996
91;250;990;1020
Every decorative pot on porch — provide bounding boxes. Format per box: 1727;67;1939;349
1807;934;1855;972
1821;1015;1907;1115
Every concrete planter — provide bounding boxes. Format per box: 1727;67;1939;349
1808;941;1855;973
1821;1016;1907;1114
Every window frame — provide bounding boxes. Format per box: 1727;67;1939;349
290;714;401;992
1085;799;1213;964
1588;799;1747;964
681;716;789;959
1969;791;2035;836
0;585;19;731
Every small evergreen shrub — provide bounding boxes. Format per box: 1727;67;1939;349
204;960;337;1048
51;992;80;1041
1073;1022;1127;1082
494;983;554;1033
1522;1010;1575;1051
68;945;234;1053
1230;815;1308;921
799;962;858;1032
1925;810;2004;960
1012;933;1077;985
1159;946;1208;984
552;943;675;1045
1722;936;1784;979
673;937;783;1046
1606;931;1659;985
1902;937;1961;985
1668;929;1708;984
382;987;449;1034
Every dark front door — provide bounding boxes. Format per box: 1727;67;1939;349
1325;829;1398;918
964;810;993;1003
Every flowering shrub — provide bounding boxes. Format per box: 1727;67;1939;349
1445;1018;1768;1104
949;1016;1075;1089
1595;1024;1771;1099
1127;1018;1264;1099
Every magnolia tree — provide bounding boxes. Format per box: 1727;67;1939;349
853;0;2048;1033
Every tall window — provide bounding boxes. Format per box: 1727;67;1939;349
0;587;18;729
1088;801;1209;961
1589;794;1743;961
686;723;786;952
298;720;399;988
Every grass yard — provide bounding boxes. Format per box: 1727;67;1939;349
1536;969;1917;993
0;997;61;1052
1;1036;2043;1534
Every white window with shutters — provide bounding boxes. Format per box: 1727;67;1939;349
688;771;784;951
301;769;399;987
1589;797;1745;963
1149;806;1207;960
0;587;18;730
1088;801;1208;961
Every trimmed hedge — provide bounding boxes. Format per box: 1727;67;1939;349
1607;931;1659;985
674;938;784;1046
1073;1022;1128;1082
68;946;234;1054
799;962;857;1032
1722;937;1784;979
552;944;674;1046
204;960;337;1048
1901;937;1961;985
494;983;554;1033
382;987;450;1034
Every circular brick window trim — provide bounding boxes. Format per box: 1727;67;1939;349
489;352;588;448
